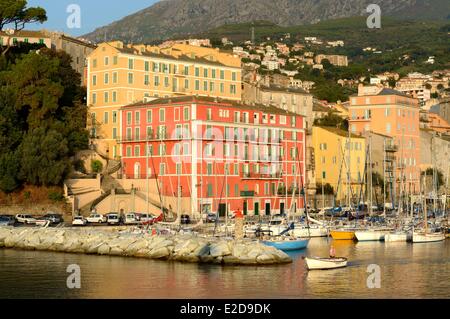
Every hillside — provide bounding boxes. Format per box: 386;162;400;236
83;0;450;43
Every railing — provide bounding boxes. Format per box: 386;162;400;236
241;172;282;179
385;144;398;152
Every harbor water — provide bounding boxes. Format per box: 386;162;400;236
0;238;448;299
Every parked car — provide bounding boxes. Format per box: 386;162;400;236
0;215;15;226
137;213;154;224
124;213;138;225
180;214;191;225
72;216;87;226
42;213;64;224
206;213;218;223
86;214;107;224
106;213;121;225
15;214;36;224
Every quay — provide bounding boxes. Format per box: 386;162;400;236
0;227;292;266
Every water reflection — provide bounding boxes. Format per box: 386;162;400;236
0;239;448;299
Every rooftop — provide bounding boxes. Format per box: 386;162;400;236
122;95;301;117
317;126;364;139
259;84;309;95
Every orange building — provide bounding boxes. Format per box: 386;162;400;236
86;41;242;159
349;87;421;195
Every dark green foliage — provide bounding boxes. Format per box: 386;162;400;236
48;190;64;202
314;111;349;130
316;183;335;195
0;46;88;192
91;160;103;174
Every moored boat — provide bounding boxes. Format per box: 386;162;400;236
330;229;356;240
262;237;309;251
304;257;348;270
384;231;411;242
355;229;392;242
412;231;446;243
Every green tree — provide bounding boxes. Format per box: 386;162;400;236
19;128;70;186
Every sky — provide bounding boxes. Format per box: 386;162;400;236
26;0;159;36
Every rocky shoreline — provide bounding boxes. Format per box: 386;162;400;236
0;227;292;265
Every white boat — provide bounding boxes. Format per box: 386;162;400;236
355;229;392;241
305;257;348;270
292;225;328;237
384;231;411;242
412;231;446;243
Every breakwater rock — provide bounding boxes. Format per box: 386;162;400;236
0;227;292;265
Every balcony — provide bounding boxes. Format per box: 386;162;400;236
241;172;282;180
385;144;398;152
117;133;188;143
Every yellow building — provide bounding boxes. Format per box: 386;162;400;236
86;41;242;159
312;126;366;203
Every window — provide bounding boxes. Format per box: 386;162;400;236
128;59;134;69
112;72;118;84
113;56;118;65
207;163;213;175
207;109;212;121
154;76;160;86
145;61;149;71
207;184;213;197
103;112;109;124
135;111;140;125
159;109;165;122
134;146;140;157
112;111;117;124
147;110;152;123
204;68;208;78
144;74;149;85
127;112;132;125
176;163;182;175
230;84;237;94
92;75;97;86
104;73;109;84
220;70;225;79
212;69;216;78
220;83;224;93
184;107;190;121
104;92;109;103
128;73;134;84
184;79;189;89
210;82;215;92
195;80;200;90
126;146;132;157
104;56;109;66
92;93;97;104
159;163;165;176
112;91;117;103
195;67;200;77
164;77;169;87
184;66;189;75
232;72;237;81
112;127;117;139
92;59;97;68
203;81;208;91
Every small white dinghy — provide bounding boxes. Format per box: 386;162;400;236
304;257;348;270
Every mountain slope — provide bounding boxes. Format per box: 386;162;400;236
83;0;450;43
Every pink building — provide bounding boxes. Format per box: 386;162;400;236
119;96;306;216
349;87;421;195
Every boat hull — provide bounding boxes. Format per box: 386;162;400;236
262;239;310;251
412;232;446;243
305;257;348;270
292;226;328;238
355;230;390;242
384;232;411;242
330;230;356;240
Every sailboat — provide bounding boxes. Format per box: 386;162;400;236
413;165;445;243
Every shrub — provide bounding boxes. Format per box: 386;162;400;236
91;160;103;173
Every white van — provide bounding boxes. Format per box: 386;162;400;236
124;213;138;225
107;213;120;225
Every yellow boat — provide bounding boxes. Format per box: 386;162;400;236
330;229;356;240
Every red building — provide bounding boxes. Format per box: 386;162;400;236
119;96;306;217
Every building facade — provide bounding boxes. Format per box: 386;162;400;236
119;96;307;217
349;87;421;195
312;127;366;204
87;41;242;159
